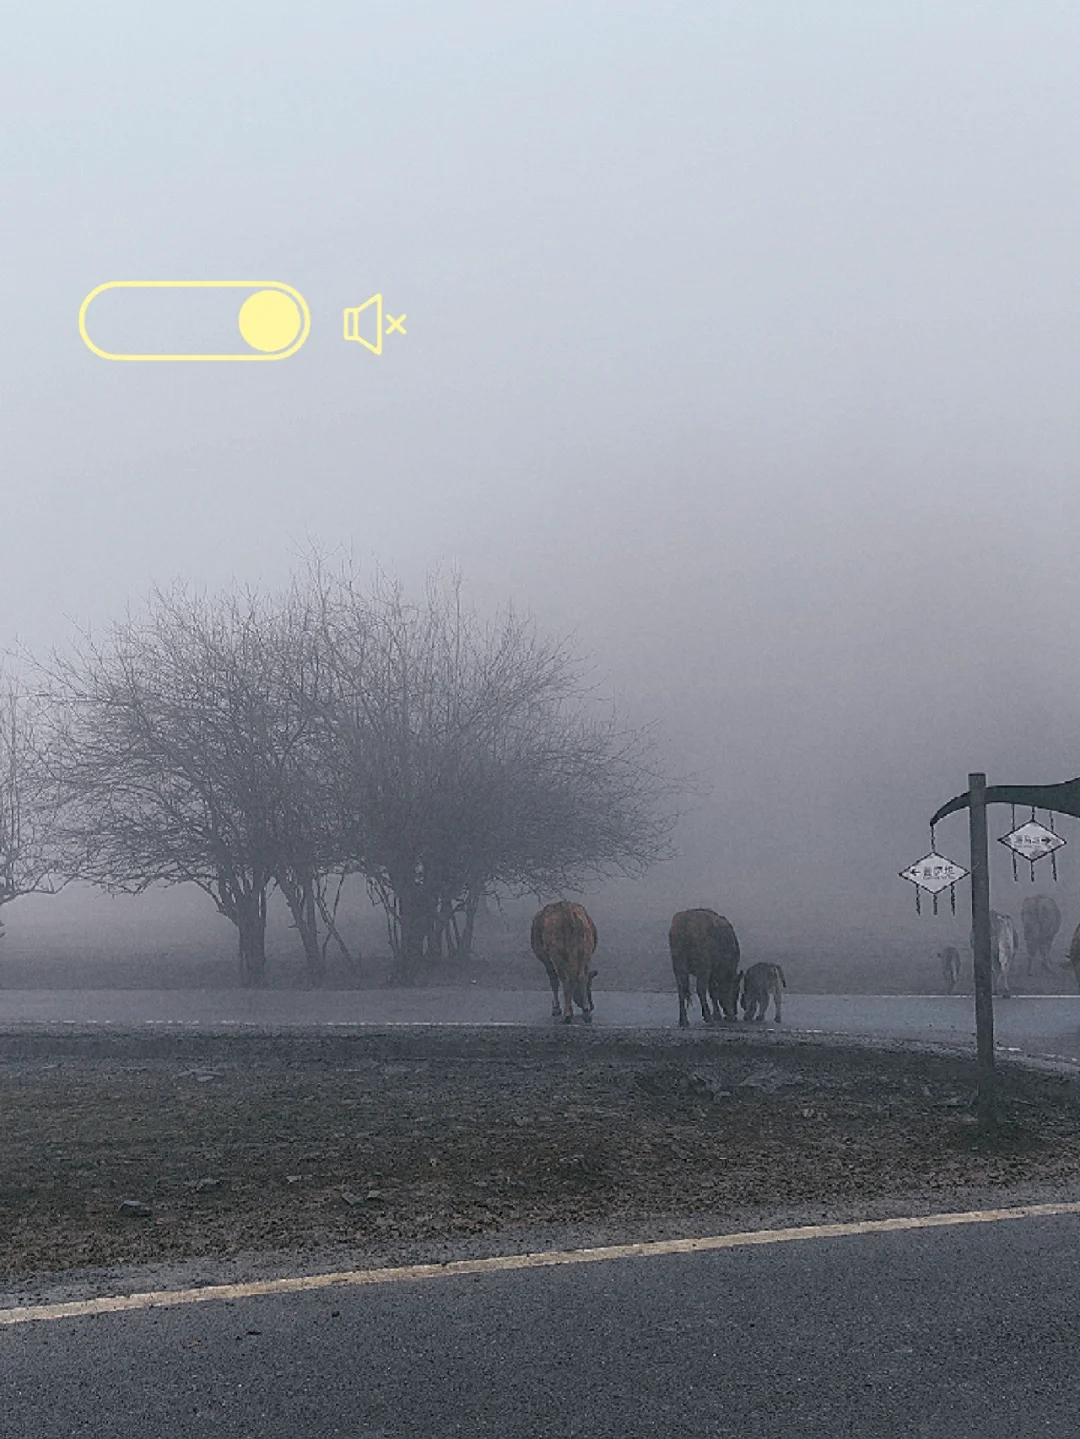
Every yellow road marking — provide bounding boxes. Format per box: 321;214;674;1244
3;1200;1079;1327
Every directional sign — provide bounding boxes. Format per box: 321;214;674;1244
899;852;969;895
998;820;1065;863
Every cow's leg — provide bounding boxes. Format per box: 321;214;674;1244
696;970;712;1024
676;976;690;1028
719;975;739;1022
559;962;574;1024
772;984;782;1023
542;958;561;1018
576;969;592;1024
705;973;721;1022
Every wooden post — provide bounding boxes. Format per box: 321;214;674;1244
968;771;996;1129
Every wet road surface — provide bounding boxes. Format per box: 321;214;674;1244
2;989;1080;1065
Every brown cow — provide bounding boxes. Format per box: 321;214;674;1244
531;902;597;1024
669;908;741;1027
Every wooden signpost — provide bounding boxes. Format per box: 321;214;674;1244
928;773;1080;1130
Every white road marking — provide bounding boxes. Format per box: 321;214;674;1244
3;1201;1080;1327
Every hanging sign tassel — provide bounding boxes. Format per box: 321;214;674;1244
915;888;921;916
950;882;957;915
932;891;939;916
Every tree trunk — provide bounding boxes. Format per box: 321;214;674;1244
394;881;434;983
236;887;268;987
279;869;327;987
457;889;480;963
316;874;362;982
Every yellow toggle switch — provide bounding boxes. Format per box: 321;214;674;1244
79;280;311;361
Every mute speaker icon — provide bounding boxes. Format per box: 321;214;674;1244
343;294;406;355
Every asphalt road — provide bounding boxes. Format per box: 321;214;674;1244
4;1210;1080;1437
3;988;1080;1064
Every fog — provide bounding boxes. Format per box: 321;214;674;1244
5;2;1080;967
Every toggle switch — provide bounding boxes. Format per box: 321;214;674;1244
79;281;311;361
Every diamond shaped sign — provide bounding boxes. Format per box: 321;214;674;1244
899;852;969;895
998;820;1065;863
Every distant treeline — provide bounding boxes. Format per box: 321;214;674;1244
0;560;677;985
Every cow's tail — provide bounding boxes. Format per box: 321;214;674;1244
776;966;787;988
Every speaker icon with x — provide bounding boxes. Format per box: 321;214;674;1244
343;294;407;355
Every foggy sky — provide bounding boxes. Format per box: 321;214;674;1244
5;2;1080;954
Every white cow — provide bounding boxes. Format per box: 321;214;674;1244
991;912;1017;998
969;912;1017;998
938;946;961;994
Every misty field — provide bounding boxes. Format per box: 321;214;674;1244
3;1028;1080;1283
2;922;1079;998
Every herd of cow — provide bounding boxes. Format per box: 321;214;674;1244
531;891;1080;1026
937;893;1080;998
530;901;785;1027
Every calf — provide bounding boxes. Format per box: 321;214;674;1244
669;908;741;1027
740;962;786;1022
531;902;597;1024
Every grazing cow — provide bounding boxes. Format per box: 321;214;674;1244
531;902;597;1024
1065;922;1080;993
938;946;961;994
740;962;786;1022
1021;895;1061;976
669;908;741;1027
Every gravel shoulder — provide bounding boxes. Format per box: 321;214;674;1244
2;1025;1079;1301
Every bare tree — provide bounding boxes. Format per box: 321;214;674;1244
36;562;676;989
266;573;363;984
43;583;343;986
321;569;677;981
0;668;61;936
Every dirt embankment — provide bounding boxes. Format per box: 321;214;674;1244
2;1027;1079;1280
